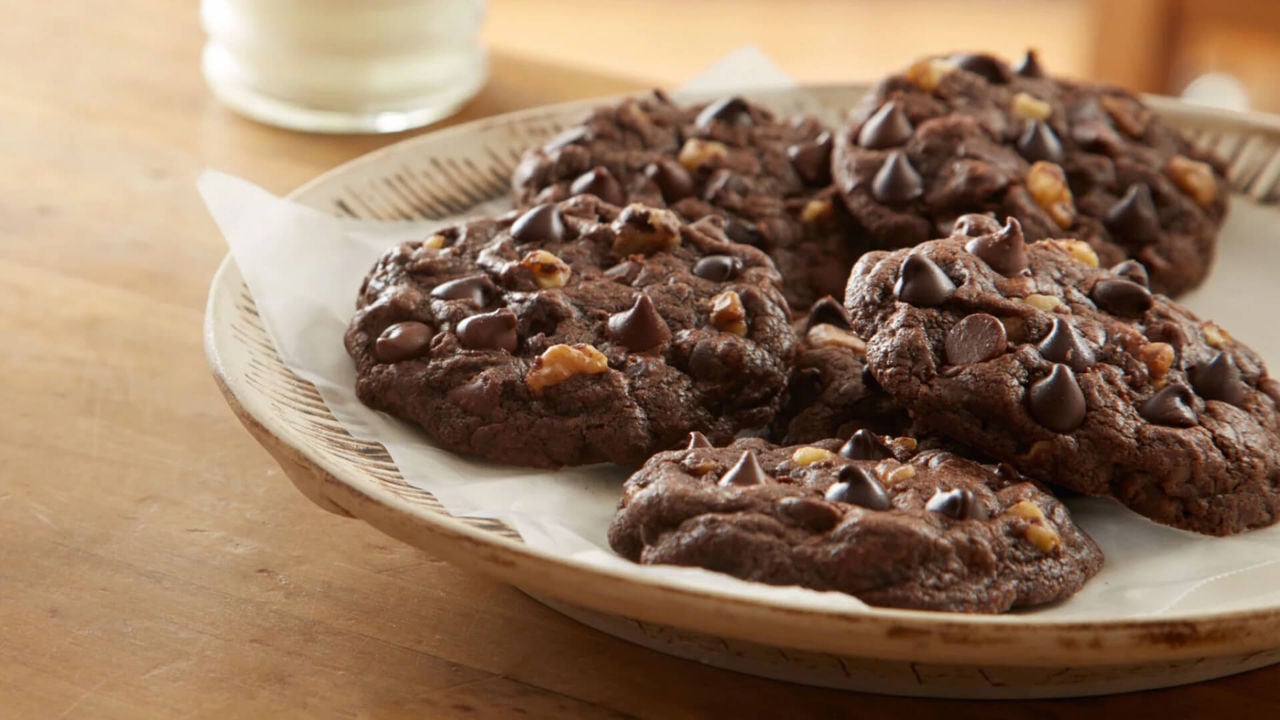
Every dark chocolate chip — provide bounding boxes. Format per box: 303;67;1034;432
691;254;743;282
1028;363;1087;433
872;151;923;204
570;166;625;206
1140;384;1198;427
839;429;893;461
704;169;749;201
894;253;955;307
511;204;566;244
953;213;1002;237
724;218;764;247
805;295;852;332
825;465;891;510
951;53;1012;84
718;450;768;487
686;431;713;450
964;217;1030;277
607;294;672;352
945;313;1008;365
787;132;834;186
925;488;989;520
374;321;434;363
1016;120;1064;163
857;102;914;150
1036;317;1095;371
1104;184;1160;245
785;367;824;411
777;496;842;532
604;259;642;285
545;126;589;151
456;308;518;352
1092;278;1154;317
1111;260;1150;287
1192;352;1247;406
1014;49;1045;78
994;462;1021;485
431;274;495;307
644;159;695;203
696;96;754;129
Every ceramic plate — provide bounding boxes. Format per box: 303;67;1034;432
205;85;1280;698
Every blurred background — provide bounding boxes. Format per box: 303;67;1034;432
487;0;1278;112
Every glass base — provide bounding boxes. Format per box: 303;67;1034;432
202;47;487;135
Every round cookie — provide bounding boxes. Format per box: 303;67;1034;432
608;434;1103;613
845;215;1280;535
345;195;795;468
512;91;862;310
833;51;1229;296
769;297;910;445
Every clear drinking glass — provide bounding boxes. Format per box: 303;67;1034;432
201;0;487;134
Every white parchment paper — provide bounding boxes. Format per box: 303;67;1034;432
200;49;1280;620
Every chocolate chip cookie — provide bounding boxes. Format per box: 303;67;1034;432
512;91;861;310
845;215;1280;534
345;195;795;468
834;51;1229;296
609;434;1103;612
769;297;909;444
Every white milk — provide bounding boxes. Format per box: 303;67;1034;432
201;0;487;133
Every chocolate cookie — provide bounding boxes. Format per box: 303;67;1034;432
345;195;795;468
833;51;1229;296
769;297;909;444
845;216;1280;534
609;434;1103;612
512;91;862;310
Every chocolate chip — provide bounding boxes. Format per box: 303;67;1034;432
1111;260;1150;287
686;431;713;450
1028;364;1087;433
894;253;955;307
839;429;894;461
951;53;1011;84
994;462;1021;485
724;218;764;247
825;465;891;510
1140;384;1198;427
925;488;989;520
696;96;754;129
872;151;923;204
607;294;672;352
1092;278;1153;317
1016;120;1064;163
1037;317;1095;371
1192;352;1247;406
691;254;743;282
857;102;914;150
785;367;824;412
456;308;518;352
545;126;589;151
431;274;495;307
787;132;834;186
604;259;642;285
1104;184;1160;245
953;213;1001;237
644;159;695;203
945;314;1008;365
374;321;434;363
704;170;749;201
511;204;566;243
964;217;1030;277
570;166;625;206
718;450;768;487
805;295;852;331
777;496;842;532
1014;49;1045;78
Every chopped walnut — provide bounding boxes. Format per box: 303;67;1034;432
1165;155;1218;207
1047;239;1099;267
1026;161;1076;229
1012;92;1052;120
519;250;572;289
710;290;748;336
791;447;835;466
905;57;957;91
806;324;866;353
526;343;609;394
677;138;729;171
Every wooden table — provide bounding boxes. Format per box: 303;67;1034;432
4;1;1279;717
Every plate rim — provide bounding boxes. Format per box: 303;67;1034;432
204;82;1280;667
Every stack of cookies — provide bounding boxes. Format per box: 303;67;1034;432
345;51;1280;613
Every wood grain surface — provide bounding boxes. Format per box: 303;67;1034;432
3;1;1279;717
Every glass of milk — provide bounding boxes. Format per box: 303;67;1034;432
201;0;488;134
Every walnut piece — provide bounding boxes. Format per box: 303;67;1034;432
791;447;835;466
677;139;729;171
710;290;748;336
611;205;682;255
526;343;609;394
1012;92;1052;120
1047;239;1099;267
519;250;572;289
806;324;867;353
1166;155;1218;207
905;57;957;91
1026;161;1076;229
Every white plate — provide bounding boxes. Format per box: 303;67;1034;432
205;85;1280;698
